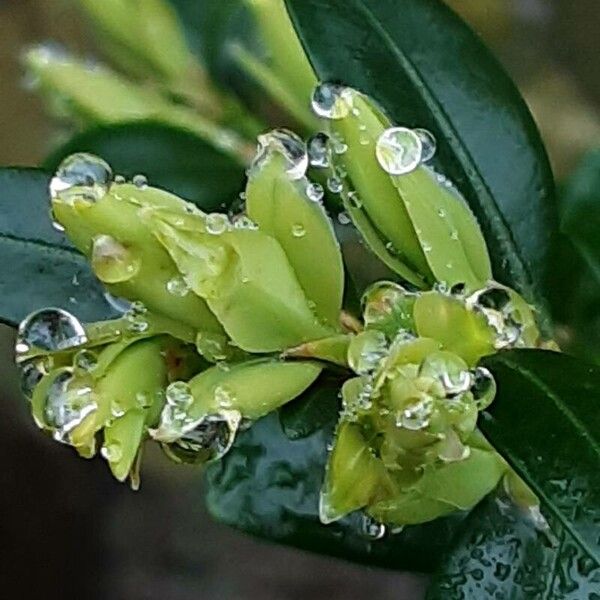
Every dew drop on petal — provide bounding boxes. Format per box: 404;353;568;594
132;174;148;189
253;128;308;180
337;212;351;225
327;176;343;194
360;514;386;540
398;397;433;430
50;153;112;204
91;234;141;283
376;127;423;175
16;308;88;356
101;442;123;462
311;82;353;120
292;223;306;238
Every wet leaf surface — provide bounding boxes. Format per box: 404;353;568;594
285;0;559;321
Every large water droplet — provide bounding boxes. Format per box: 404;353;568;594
161;410;241;464
307;132;331;168
414;128;437;162
50;153;112;204
18;357;52;399
44;370;97;443
253;128;308;180
311;83;353;120
376;127;423;175
91;234;141;283
16;308;87;357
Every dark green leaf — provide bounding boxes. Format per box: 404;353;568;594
205;380;469;572
44;122;245;212
481;350;600;568
560;149;600;285
0;168;112;326
427;492;600;599
285;0;558;319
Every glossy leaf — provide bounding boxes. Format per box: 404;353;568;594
285;0;558;318
45;122;245;211
205;378;471;572
481;349;600;567
560;149;600;285
427;492;600;599
0;168;112;326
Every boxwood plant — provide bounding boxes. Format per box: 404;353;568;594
1;1;599;597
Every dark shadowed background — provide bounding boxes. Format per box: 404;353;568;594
1;1;598;598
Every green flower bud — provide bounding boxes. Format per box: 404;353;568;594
315;88;492;290
239;0;317;129
151;358;321;463
246;132;344;328
77;0;192;82
149;210;334;352
25;48;250;163
319;420;392;524
50;155;223;335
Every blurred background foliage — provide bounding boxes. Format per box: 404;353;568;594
0;0;598;598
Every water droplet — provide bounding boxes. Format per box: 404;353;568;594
91;234;141;283
18;357;52;399
132;174;148;189
232;215;258;230
74;349;98;373
348;330;388;375
101;442;123;462
360;514;386;540
125;302;149;333
16;308;88;356
347;191;362;208
161;410;241;464
166;381;194;409
438;429;471;463
376;127;423;175
52;220;65;233
104;292;132;314
414;128;437;162
311;82;353;120
398;397;433;430
327;176;343;194
292;223;306;238
337;212;351;225
111;399;126;418
50;153;112;204
44;370;97;443
205;212;230;235
114;174;126;184
471;367;496;410
253;128;308;180
166;276;190;297
307;132;331;168
305;182;324;203
214;385;236;409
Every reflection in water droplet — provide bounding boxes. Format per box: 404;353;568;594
311;82;353;120
347;191;362;208
91;234;141;283
327;176;343;194
50;153;112;204
471;367;496;410
253;128;308;180
16;308;88;357
205;213;230;235
44;370;97;443
398;397;433;430
101;442;123;462
292;223;306;238
132;174;148;189
74;349;98;373
307;132;331;168
305;182;324;203
161;410;241;464
337;212;351;225
414;128;437;162
360;514;386;540
376;127;423;175
19;357;52;399
166;276;190;297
